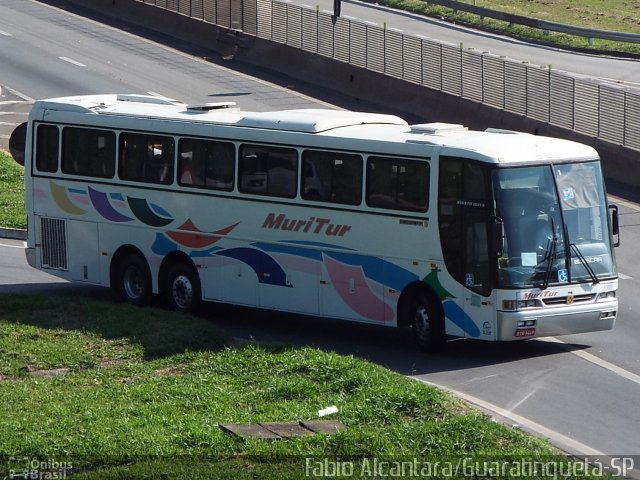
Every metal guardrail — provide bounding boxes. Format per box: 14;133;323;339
426;0;640;44
137;0;640;152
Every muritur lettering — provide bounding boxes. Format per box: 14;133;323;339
262;213;285;229
313;218;331;234
262;213;352;237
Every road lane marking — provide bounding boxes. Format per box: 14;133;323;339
608;194;640;212
618;272;632;280
0;86;34;102
0;30;12;37
412;377;605;456
544;337;640;387
453;373;501;389
0;241;26;249
59;56;86;67
506;387;538;411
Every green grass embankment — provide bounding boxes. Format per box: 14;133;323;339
0;150;25;230
0;294;597;479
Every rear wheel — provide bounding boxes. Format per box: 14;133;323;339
411;292;445;352
166;262;201;313
116;254;152;306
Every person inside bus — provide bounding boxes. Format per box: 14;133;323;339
179;153;204;186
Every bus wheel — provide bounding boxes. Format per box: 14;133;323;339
411;292;445;352
166;263;200;313
117;254;152;306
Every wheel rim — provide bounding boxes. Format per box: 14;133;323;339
171;274;193;310
414;303;431;345
123;265;145;300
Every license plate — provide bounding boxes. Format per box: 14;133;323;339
515;328;536;338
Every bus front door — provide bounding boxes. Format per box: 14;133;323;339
438;156;495;340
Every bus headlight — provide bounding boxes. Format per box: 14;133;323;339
597;291;616;302
502;299;539;311
502;300;517;311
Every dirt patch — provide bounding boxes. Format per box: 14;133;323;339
153;366;184;377
99;358;137;368
20;364;71;378
29;367;71;378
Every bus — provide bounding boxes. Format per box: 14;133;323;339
10;94;620;351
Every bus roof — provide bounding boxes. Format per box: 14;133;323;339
32;94;599;164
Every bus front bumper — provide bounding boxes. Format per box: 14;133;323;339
497;303;617;341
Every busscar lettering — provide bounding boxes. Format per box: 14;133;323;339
457;200;486;208
262;213;352;237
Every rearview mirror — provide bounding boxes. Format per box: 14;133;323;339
9;122;27;166
609;204;620;247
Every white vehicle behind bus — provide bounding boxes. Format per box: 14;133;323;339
10;94;620;351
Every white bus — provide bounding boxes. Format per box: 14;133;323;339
10;94;620;351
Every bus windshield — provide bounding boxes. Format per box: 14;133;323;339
494;161;616;288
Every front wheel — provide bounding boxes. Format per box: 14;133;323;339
166;263;201;313
115;254;152;306
411;293;445;352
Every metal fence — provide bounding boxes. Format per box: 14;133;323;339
137;0;640;152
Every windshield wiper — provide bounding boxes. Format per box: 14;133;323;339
540;218;558;290
565;224;599;285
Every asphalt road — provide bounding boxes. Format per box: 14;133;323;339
1;0;639;468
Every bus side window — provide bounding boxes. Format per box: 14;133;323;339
61;127;115;178
239;144;297;198
366;156;429;212
119;133;174;185
178;138;234;190
301;150;362;205
119;134;145;181
35;124;59;173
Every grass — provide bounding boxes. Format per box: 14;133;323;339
374;0;640;56
456;0;640;33
0;150;25;230
0;294;597;479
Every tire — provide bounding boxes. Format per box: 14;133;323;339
411;292;446;352
116;254;152;306
166;262;201;313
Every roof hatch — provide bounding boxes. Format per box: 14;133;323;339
186;102;237;112
236;109;407;133
410;123;467;134
116;94;182;105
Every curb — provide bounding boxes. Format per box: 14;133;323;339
0;228;27;241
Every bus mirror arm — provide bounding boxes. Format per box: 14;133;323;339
490;215;505;257
609;204;620;247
